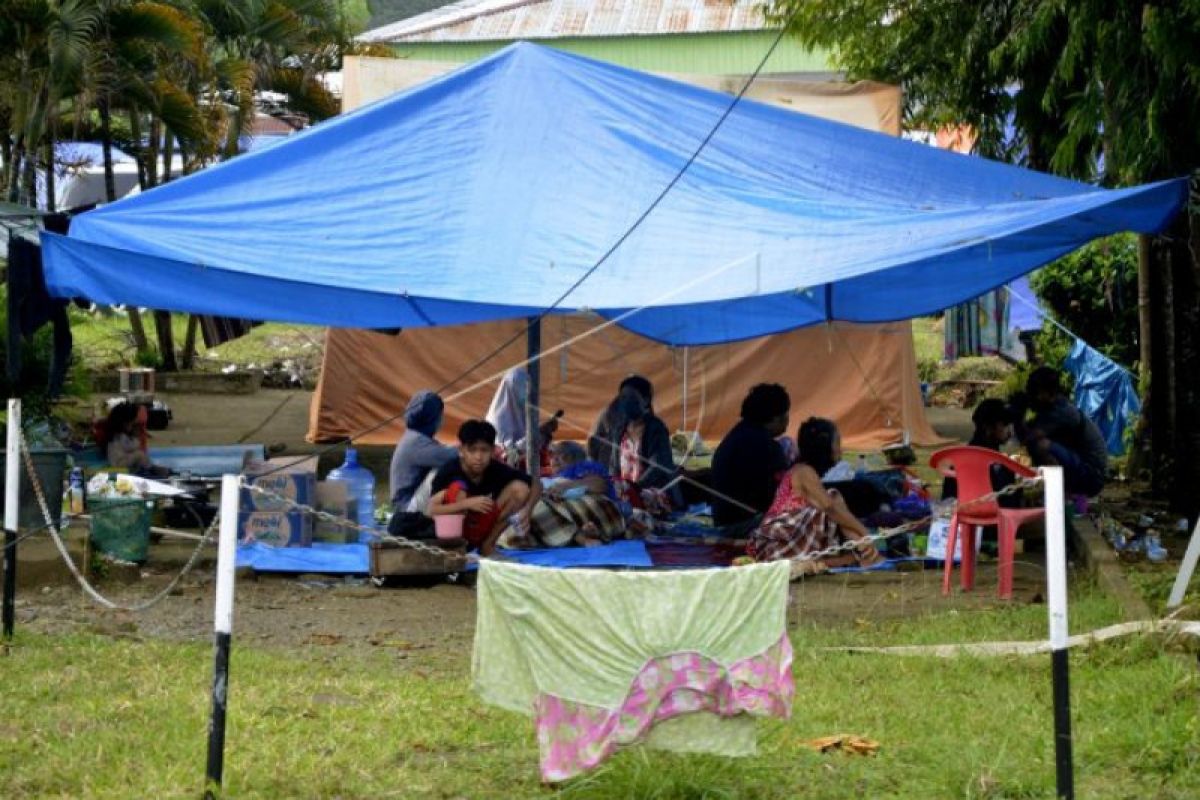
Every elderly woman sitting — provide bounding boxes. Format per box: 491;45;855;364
500;442;626;549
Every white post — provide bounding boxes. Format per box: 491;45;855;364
4;398;22;639
1042;466;1074;799
1167;517;1200;610
205;475;239;797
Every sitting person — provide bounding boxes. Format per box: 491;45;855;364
751;417;884;571
1014;367;1108;497
711;383;791;528
545;441;615;501
502;442;626;549
389;390;457;513
429;420;540;556
101;402;169;477
485;367;559;473
942;398;1021;507
588;375;678;511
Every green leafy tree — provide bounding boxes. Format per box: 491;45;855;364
1030;235;1139;368
769;0;1200;513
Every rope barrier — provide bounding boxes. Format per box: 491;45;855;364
786;475;1043;569
241;480;479;562
823;618;1200;658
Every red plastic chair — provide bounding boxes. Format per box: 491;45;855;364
930;446;1043;599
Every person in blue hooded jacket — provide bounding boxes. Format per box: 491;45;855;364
389;390;457;511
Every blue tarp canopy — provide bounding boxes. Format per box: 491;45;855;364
42;43;1186;346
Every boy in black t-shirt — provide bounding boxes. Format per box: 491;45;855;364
430;419;540;555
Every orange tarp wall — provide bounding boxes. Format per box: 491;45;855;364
309;318;939;449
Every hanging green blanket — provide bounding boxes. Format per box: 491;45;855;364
473;560;792;781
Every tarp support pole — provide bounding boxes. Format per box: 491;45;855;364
681;347;690;431
205;475;239;799
1043;466;1074;799
526;318;542;475
3;398;21;640
1167;515;1200;609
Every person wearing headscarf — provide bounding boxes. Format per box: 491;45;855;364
485;366;560;471
486;368;530;452
389;390;457;511
588;375;678;508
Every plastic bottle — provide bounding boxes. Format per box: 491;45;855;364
855;454;868;478
67;467;85;515
327;449;376;541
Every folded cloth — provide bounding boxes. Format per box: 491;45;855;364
473;560;792;781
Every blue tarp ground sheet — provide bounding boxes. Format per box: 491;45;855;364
235;539;654;574
43;43;1186;346
237;542;371;574
235;540;944;575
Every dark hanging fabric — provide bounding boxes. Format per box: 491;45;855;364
6;234;73;396
199;316;263;348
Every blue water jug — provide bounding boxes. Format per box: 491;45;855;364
327;448;376;541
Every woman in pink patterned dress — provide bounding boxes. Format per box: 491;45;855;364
751;417;884;569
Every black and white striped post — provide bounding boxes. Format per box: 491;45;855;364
3;398;21;640
205;475;240;798
1042;466;1074;799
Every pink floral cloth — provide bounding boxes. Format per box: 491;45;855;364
532;634;793;782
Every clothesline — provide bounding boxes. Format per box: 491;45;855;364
1003;285;1137;379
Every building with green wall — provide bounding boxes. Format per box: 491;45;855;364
360;1;834;77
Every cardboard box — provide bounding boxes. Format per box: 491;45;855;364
241;455;318;512
238;510;313;547
312;480;358;543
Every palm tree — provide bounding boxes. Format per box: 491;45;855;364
0;0;99;206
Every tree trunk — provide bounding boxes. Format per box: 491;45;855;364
128;107;146;190
153;311;178;372
161;129;174;184
98;94;117;202
44;130;56;212
147;118;160;188
0;131;11;192
127;308;150;353
1136;235;1152;384
21;145;37;208
7;135;24;203
180;314;200;370
1170;206;1200;523
1125;235;1153;481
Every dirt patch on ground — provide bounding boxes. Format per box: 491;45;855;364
18;553;1052;653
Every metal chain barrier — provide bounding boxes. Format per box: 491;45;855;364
20;432;219;612
789;475;1044;567
241;480;480;562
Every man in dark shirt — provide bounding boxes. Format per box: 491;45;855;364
710;384;791;527
1017;367;1108;497
430;419;540;555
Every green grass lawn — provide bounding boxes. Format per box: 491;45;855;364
3;583;1197;798
68;308;324;371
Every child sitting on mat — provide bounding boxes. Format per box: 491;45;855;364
429;420;540;556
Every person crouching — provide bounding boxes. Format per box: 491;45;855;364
429;419;540;556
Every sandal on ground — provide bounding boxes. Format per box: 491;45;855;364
789;558;830;581
854;543;886;568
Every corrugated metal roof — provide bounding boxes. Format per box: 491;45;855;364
359;0;775;44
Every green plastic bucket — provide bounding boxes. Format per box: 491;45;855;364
89;496;154;563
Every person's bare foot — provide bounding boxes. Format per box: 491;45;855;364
855;542;885;567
